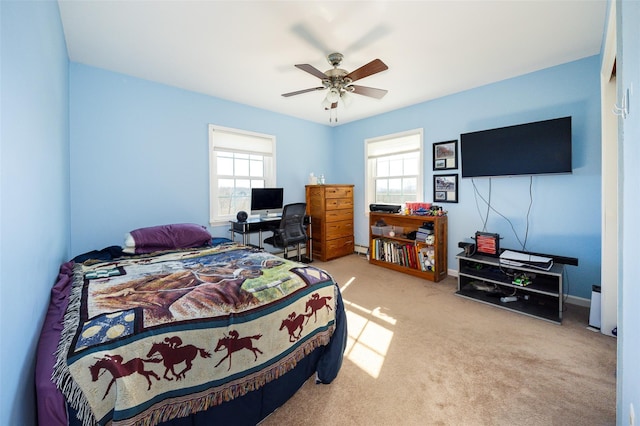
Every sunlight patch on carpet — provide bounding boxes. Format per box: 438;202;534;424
342;301;395;379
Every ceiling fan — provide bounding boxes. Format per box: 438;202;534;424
282;52;388;118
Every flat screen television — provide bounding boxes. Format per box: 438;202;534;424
250;188;284;218
460;116;572;178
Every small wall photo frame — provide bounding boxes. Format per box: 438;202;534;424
433;174;458;203
433;140;458;171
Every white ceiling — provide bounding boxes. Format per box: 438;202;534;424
57;0;607;126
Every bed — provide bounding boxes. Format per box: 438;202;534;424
36;224;347;426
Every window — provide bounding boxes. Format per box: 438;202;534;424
365;129;423;213
209;125;276;224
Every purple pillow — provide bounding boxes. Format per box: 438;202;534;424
127;223;212;254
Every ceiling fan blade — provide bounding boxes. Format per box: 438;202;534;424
295;64;328;80
281;87;326;97
350;85;388;99
344;25;391;54
345;59;388;82
291;23;330;54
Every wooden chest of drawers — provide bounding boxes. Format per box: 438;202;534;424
305;184;354;261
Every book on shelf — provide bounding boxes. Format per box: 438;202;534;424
372;238;424;270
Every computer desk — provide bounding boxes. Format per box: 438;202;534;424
229;216;312;260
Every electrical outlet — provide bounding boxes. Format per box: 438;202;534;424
631;403;635;426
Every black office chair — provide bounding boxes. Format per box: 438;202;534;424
263;203;308;262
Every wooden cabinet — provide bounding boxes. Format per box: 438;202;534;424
305;184;354;261
369;212;448;282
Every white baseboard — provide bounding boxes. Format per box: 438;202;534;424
565;295;590;307
361;249;590;308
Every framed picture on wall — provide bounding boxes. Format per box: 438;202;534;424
433;174;458;203
433;140;458;170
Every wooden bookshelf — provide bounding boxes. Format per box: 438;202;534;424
369;212;448;282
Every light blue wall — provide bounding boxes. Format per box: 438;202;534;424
69;64;333;255
70;58;602;301
0;0;70;424
618;0;640;422
333;56;602;300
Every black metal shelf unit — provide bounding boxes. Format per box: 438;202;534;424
456;252;565;324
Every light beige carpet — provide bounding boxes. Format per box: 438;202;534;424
261;254;616;426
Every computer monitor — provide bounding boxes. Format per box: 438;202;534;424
250;188;284;218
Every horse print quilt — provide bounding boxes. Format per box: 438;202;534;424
52;243;340;425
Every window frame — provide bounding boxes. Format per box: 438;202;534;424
364;128;424;216
208;124;276;225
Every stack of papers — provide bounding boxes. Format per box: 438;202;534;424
499;250;553;271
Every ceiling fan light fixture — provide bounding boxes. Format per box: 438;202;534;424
340;90;353;108
326;87;340;103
